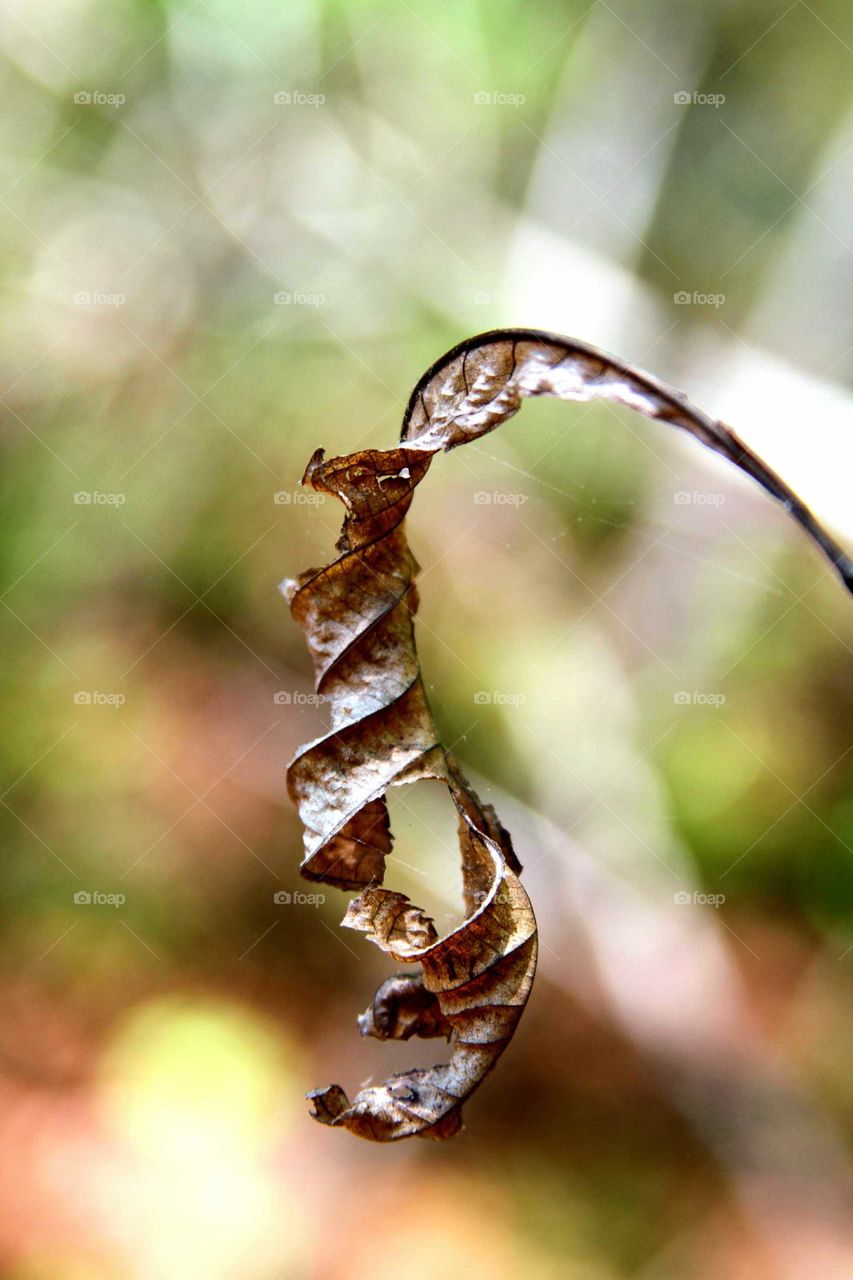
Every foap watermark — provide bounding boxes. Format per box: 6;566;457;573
674;691;726;708
674;890;725;908
273;290;325;307
474;691;526;706
474;90;525;107
273;691;326;706
73;90;126;108
274;889;325;906
673;290;725;308
674;490;725;507
74;490;126;506
473;290;502;306
473;490;528;507
673;90;725;108
74;889;126;907
274;489;324;505
74;691;126;706
74;290;126;308
273;90;325;107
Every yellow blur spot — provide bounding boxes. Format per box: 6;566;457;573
94;996;308;1280
99;995;298;1160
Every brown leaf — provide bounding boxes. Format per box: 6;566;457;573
286;329;852;1143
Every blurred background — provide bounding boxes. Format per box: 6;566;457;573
1;0;852;1276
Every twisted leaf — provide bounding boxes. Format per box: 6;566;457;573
285;329;852;1143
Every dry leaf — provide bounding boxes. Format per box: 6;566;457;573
285;329;852;1143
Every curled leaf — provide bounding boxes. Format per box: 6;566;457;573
285;329;852;1143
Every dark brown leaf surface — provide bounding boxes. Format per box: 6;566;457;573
285;329;852;1143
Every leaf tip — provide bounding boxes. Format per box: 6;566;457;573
307;1084;350;1126
301;447;326;488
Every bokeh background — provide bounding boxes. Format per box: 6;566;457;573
1;1;852;1277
